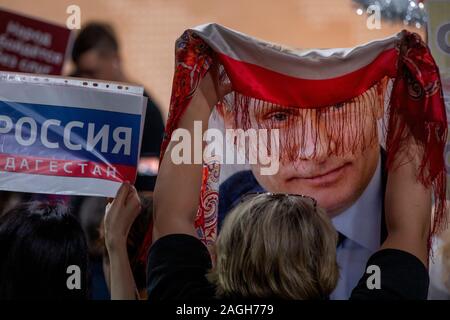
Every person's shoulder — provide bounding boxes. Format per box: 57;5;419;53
218;170;264;224
350;248;429;300
147;234;215;301
220;170;262;195
149;234;209;258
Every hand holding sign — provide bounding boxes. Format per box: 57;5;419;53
104;182;142;300
104;183;142;252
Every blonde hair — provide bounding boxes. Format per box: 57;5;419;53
209;193;339;299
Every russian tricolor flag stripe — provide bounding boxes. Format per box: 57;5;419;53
0;154;137;183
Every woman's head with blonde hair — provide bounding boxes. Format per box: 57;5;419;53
209;193;339;300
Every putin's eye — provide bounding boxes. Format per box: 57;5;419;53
269;112;289;122
253;106;301;129
258;108;299;129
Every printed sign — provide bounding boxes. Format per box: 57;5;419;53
0;72;147;197
0;8;72;75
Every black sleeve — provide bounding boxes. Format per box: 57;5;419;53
146;234;216;300
350;249;429;300
140;96;165;157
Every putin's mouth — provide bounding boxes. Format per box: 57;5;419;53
287;163;351;187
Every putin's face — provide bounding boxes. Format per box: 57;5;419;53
221;96;382;217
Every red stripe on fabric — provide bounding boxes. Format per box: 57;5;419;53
218;48;398;107
0;154;136;183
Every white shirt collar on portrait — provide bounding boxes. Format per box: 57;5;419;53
331;157;382;252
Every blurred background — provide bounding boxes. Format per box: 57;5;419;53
0;0;426;120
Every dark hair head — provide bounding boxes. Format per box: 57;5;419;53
71;22;119;64
0;202;88;300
